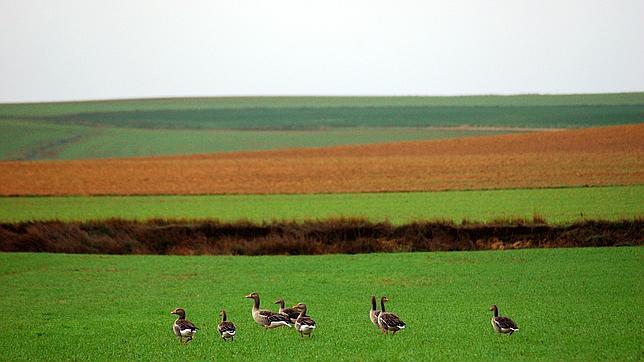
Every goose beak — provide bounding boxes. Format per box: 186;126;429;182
244;293;253;298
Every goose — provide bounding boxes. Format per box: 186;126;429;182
245;292;292;329
292;303;316;338
377;296;406;335
217;309;237;341
369;295;381;328
170;307;198;344
489;304;518;335
275;298;302;323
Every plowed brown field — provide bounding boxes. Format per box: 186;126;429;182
1;124;642;196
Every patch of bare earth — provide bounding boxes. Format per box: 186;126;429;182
0;124;642;195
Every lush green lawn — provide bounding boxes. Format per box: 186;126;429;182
0;120;510;160
0;247;640;360
1;186;642;224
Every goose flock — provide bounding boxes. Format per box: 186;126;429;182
170;293;518;344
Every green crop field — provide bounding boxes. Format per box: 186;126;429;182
16;105;644;130
1;185;642;224
0;120;510;160
0;247;640;360
5;105;644;131
1;93;643;160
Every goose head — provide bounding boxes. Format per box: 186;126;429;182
171;308;186;318
292;302;308;314
245;292;259;300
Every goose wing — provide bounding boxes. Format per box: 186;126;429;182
297;316;316;327
218;321;236;334
257;309;292;326
267;312;292;324
177;319;198;331
281;307;302;321
379;312;406;329
493;316;517;330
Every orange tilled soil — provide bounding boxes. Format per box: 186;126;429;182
1;124;642;196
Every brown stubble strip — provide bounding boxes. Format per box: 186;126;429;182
0;124;642;196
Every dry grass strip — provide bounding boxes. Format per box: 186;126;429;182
1;218;641;255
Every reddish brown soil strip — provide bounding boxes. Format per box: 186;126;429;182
0;124;642;195
424;125;567;132
0;218;640;255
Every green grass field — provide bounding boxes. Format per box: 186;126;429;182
1;185;642;224
0;247;640;360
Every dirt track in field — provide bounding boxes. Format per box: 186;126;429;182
1;124;642;196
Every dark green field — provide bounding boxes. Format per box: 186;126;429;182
0;247;640;360
16;105;644;130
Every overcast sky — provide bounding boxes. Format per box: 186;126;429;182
1;0;643;102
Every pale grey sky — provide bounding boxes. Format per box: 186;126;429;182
1;0;643;102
